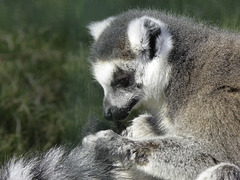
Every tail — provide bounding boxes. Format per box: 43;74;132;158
0;145;115;180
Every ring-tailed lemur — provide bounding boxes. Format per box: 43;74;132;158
1;10;240;180
85;9;240;179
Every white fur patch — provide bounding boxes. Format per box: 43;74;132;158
127;16;172;55
88;17;115;41
7;158;34;180
127;17;149;53
92;61;116;93
196;163;240;180
143;56;171;100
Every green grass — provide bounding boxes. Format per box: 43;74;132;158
0;0;239;164
0;29;66;161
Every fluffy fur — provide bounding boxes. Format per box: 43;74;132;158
88;17;115;41
0;144;117;180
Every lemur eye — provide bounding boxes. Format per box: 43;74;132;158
116;77;130;88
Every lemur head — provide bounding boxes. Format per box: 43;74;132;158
88;13;173;121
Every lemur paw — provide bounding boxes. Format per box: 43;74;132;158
82;130;119;147
122;114;157;139
121;126;134;137
82;130;151;166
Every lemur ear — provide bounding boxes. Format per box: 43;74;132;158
88;17;115;41
127;17;170;61
143;19;162;59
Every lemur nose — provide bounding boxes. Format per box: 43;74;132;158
104;108;113;120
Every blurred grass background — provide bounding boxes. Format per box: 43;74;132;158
0;0;239;164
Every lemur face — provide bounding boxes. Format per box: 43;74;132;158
92;60;142;121
89;15;172;121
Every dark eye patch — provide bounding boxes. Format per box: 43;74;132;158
111;67;134;88
112;76;130;88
